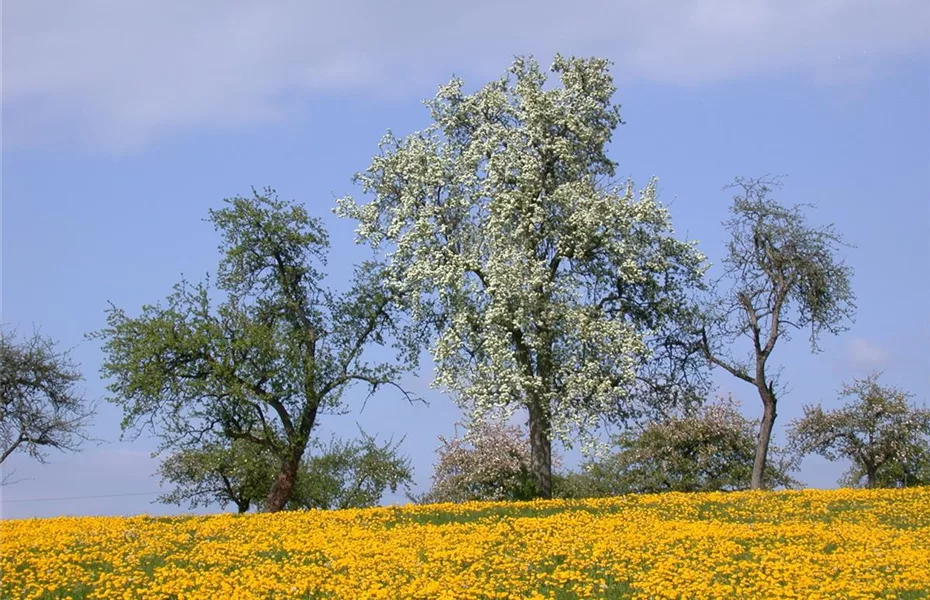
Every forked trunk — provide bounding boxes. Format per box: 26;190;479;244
752;391;777;490
527;397;552;499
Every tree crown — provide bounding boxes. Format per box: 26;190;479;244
337;55;706;451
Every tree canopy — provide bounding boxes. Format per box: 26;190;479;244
0;327;94;477
337;55;706;498
789;373;930;488
418;420;545;504
292;433;412;511
560;397;798;497
158;438;275;513
94;189;417;511
159;433;412;512
699;177;855;489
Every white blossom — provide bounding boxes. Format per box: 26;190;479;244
337;55;706;491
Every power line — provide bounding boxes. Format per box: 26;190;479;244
0;491;162;504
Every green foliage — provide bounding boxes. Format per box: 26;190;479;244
289;433;413;510
337;54;707;497
551;470;608;500
699;176;856;489
789;373;930;488
557;398;798;498
92;189;416;510
720;178;856;352
158;439;275;513
159;433;413;512
0;327;94;471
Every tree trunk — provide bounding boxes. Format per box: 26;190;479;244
865;465;876;488
265;455;301;512
752;389;777;490
236;500;250;514
527;397;552;499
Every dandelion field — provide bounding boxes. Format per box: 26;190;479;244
2;488;928;600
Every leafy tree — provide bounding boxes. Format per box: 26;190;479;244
159;433;413;512
558;397;798;498
337;55;706;498
289;433;413;510
157;439;275;513
419;420;546;503
789;373;930;488
698;177;855;489
94;190;417;511
0;327;94;476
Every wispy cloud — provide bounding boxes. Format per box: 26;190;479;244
4;0;928;150
846;337;890;370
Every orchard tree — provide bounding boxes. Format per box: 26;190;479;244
290;433;412;510
698;177;855;489
159;433;412;512
789;374;930;488
158;439;275;513
0;327;94;474
337;55;706;498
560;397;798;497
419;420;544;503
94;190;417;512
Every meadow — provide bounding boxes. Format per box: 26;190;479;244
2;487;928;599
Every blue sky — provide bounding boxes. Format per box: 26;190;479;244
2;1;928;519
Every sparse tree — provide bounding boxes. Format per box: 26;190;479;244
0;327;94;471
338;55;706;498
698;177;855;489
559;397;798;497
94;190;418;511
789;373;930;488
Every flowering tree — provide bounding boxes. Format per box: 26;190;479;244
338;55;706;498
419;420;547;503
789;374;930;488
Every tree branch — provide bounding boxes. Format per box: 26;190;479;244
0;432;26;464
700;328;755;386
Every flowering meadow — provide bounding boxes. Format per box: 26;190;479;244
2;487;928;600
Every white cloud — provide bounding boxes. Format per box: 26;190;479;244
847;337;890;370
4;0;928;150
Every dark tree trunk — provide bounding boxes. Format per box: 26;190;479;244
752;386;777;490
265;454;302;512
235;499;250;514
527;397;552;499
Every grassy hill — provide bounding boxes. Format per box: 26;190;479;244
2;487;928;599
